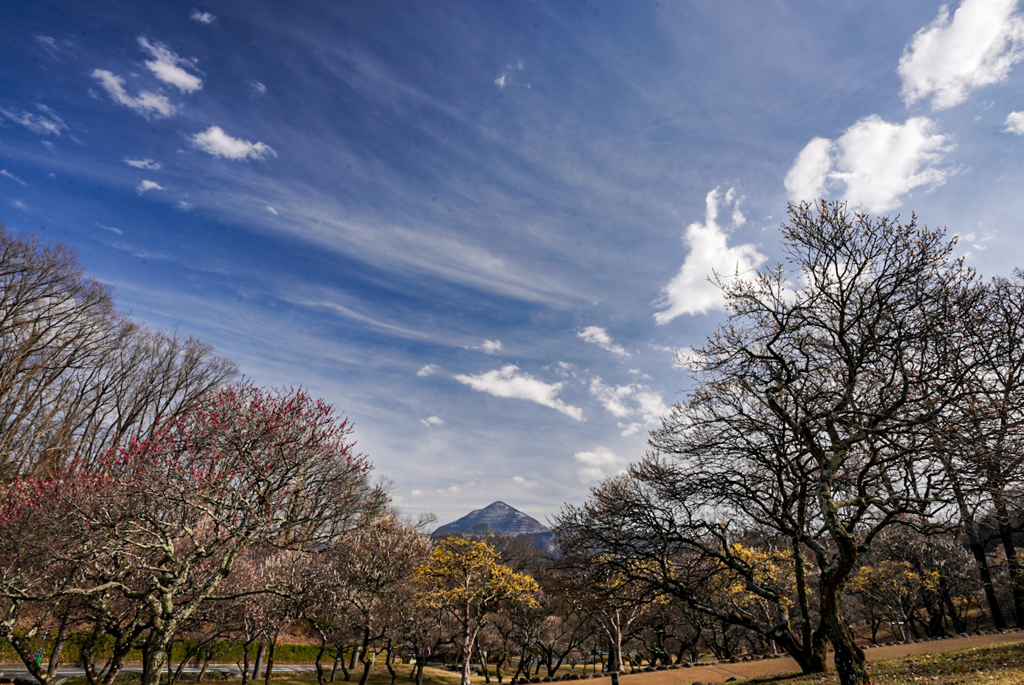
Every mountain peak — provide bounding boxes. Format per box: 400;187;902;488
433;501;551;538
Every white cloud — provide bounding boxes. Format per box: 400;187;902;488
574;446;627;483
0;170;28;186
0;105;68;136
440;485;462;494
578;326;629;357
784;137;833;202
92;69;175;118
251;81;268;96
191;126;276;160
266;205;279;215
97;223;123;235
654;187;766;323
190;10;216;24
630;389;669;429
411;489;424;497
512;475;538;489
785;116;951;213
420;416;445;427
138;37;203;93
899;0;1024;110
1006;110;1024;134
137;179;164;193
479;339;502;354
589;377;635;419
177;201;193;211
454;365;584;421
417;364;439;377
124;158;162;170
589;377;669;437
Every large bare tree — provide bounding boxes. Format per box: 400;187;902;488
559;201;982;685
0;221;235;480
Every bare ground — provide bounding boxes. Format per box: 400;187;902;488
604;630;1024;684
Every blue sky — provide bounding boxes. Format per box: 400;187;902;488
3;0;1024;525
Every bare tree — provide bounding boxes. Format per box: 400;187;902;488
560;202;981;685
0;222;236;481
936;271;1024;628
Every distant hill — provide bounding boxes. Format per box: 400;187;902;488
432;501;557;552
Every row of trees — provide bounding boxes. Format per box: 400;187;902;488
5;205;1024;685
0;221;388;685
553;202;1024;685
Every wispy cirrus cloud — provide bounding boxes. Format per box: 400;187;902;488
0;105;68;136
654;187;764;322
420;415;445;427
578;326;629;357
454;365;583;421
137;179;164;193
34;35;61;60
124;157;162;170
494;61;525;89
785;116;951;213
899;0;1024;111
92;69;175;118
138;37;203;93
190;10;216;25
0;170;28;186
191;126;276;160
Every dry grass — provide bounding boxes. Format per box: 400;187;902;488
744;640;1024;685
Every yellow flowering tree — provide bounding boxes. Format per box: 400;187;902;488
415;537;539;685
848;561;938;643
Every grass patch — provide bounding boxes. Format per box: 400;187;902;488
748;640;1024;685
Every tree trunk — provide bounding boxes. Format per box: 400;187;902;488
968;539;1007;629
349;645;359;671
461;624;481;685
313;638;329;685
264;636;277;685
338;647;351;681
478;643;490;683
384;641;397;685
197;651;211;684
495;653;505;683
240;640;253;685
820;583;869;685
939;577;965;634
415;657;425;685
45;613;71;682
777;629;827;675
140;643;169;685
998;518;1024;627
356;627;373;685
252;642;265;681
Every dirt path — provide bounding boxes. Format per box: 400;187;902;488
609;630;1024;684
